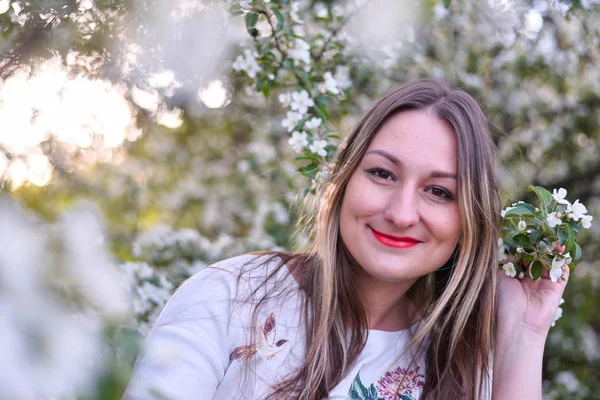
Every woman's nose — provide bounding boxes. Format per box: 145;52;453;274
383;187;420;228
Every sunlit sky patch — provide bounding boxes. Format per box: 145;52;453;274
0;56;141;188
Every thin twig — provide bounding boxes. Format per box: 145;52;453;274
256;8;287;69
314;0;374;61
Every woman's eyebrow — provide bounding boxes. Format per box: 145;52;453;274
365;149;401;166
430;170;457;180
365;149;457;179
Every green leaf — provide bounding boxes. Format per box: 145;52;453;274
297;162;319;174
262;84;270;98
529;229;543;244
574;243;582;262
314;103;329;121
295;69;311;88
283;59;294;71
255;74;264;92
528;185;553;206
444;0;452;7
265;52;278;62
245;13;259;32
568;221;581;233
503;206;535;218
271;7;285;30
530;260;543;280
514;202;537;213
295;154;318;161
315;95;329;108
557;226;568;246
566;224;576;255
512;234;533;251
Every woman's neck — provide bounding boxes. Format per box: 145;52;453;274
358;274;421;331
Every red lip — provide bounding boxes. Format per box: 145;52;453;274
370;228;422;248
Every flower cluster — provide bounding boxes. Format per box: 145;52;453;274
0;198;131;398
499;186;593;282
279;90;327;154
232;49;262;79
227;0;355;186
120;261;175;334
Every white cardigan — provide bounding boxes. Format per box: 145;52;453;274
124;254;426;400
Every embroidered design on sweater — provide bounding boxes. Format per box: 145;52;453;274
348;366;425;400
230;312;289;361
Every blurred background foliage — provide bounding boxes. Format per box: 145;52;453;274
0;0;599;398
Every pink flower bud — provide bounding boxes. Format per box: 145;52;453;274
555;243;566;254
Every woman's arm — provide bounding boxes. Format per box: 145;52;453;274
123;265;238;400
492;267;568;399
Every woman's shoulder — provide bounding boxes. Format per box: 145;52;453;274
156;252;296;324
182;251;298;297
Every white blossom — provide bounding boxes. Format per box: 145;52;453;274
581;214;593;229
292;24;306;37
278;92;292;107
550;254;571;283
334;66;353;89
546;212;562;228
289;39;311;65
549;265;564;283
503;262;517;278
314;2;328;18
517;220;527;231
552;298;566;327
332;4;345;17
288;131;309;152
290;90;315;114
433;3;450;21
122;262;154;282
290;1;302;23
232;50;261;79
566;199;588;221
552;187;570;205
315;167;330;181
497;238;506;262
309;139;328;157
500;206;515;217
320;71;339;94
281;111;304;132
552;304;563;327
304;117;322;130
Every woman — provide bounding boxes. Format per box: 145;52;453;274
124;80;568;400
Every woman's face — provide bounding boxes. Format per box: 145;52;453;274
339;109;461;286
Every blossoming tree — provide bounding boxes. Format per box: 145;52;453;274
1;0;600;398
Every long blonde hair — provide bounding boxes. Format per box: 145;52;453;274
255;79;500;399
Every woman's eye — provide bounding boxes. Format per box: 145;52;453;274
367;168;394;181
428;186;453;200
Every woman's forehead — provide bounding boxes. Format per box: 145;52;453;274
366;110;458;172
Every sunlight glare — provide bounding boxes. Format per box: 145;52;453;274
0;56;141;187
199;79;229;109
